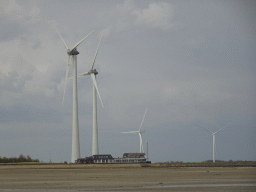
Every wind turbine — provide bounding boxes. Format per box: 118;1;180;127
195;122;234;162
122;108;148;153
53;22;94;163
78;36;104;156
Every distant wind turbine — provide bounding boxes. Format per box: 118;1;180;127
122;108;148;153
53;22;94;163
195;122;234;162
78;36;104;156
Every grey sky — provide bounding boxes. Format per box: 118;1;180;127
0;0;255;163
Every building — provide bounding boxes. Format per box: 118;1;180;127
75;153;149;164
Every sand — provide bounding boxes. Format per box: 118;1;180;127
0;164;255;191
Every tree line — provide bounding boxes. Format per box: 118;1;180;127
0;154;39;163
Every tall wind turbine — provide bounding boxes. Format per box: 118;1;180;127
53;23;94;163
122;108;148;153
195;122;234;162
78;36;104;156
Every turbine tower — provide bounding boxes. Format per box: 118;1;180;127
78;36;104;155
122;108;148;153
195;122;234;162
53;23;94;163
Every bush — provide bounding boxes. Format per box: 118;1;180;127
0;154;39;163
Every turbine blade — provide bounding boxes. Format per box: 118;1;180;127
214;121;235;134
194;124;213;134
78;72;90;76
52;22;68;50
121;131;139;133
139;108;148;131
91;35;102;70
62;55;72;104
70;30;94;51
91;74;104;108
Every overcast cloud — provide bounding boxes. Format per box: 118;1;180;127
0;0;255;163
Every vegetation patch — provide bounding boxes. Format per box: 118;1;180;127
0;154;39;164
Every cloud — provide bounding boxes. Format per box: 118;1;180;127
0;98;67;125
116;0;135;13
132;2;176;30
1;0;41;23
0;71;32;94
0;0;41;42
96;0;135;37
100;26;113;38
99;1;178;37
0;0;254;163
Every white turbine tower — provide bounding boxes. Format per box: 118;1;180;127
53;23;94;163
78;36;104;156
122;108;148;153
195;122;234;162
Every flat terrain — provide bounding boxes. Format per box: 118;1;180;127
0;164;255;191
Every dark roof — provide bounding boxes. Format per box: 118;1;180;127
123;153;145;158
92;154;113;159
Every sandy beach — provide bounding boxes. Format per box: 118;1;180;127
0;164;255;191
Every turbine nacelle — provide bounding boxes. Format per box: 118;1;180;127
67;48;79;55
77;69;98;77
89;69;98;75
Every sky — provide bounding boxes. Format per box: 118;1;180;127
0;0;255;163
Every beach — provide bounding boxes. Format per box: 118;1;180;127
0;164;255;191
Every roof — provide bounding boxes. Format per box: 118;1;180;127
92;154;113;159
123;153;146;158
